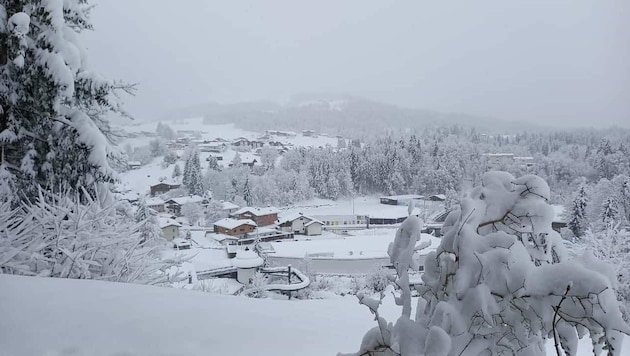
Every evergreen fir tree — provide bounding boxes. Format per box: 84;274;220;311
182;148;192;187
207;155;219;171
187;150;203;196
601;196;620;228
230;152;242;167
568;185;589;238
243;177;253;206
0;1;132;203
172;163;181;179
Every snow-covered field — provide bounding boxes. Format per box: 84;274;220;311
270;229;404;259
1;275;625;356
117;118;340;153
266;231;441;274
280;197;444;219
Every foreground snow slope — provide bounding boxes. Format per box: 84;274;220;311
0;275;626;355
0;275;376;356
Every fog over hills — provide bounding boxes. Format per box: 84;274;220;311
158;94;550;137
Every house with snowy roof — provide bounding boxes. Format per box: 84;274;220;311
127;161;142;170
379;194;424;206
428;194;446;202
228;153;259;168
198;141;227;153
277;212;323;236
231;207;279;227
165;195;208;216
158;218;181;241
145;197;166;213
150;182;181;197
213;218;257;236
220;201;240;215
118;191;140;203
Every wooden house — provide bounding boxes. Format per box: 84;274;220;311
213;218;257;236
231;207;279;227
277;212;323;236
150;183;181;197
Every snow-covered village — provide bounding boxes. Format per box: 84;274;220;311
1;1;630;356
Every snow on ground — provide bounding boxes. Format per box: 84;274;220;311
1;275;625;356
281;196;445;219
0;275;377;356
270;229;440;259
117;157;181;195
267;231;440;274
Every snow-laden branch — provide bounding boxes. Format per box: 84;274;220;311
342;172;630;356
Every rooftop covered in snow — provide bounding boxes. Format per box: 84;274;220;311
233;206;280;216
213;218;257;230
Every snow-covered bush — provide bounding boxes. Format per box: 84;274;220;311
244;271;268;299
343;172;630;356
193;279;231;295
0;187;180;284
578;225;630;306
365;265;392;294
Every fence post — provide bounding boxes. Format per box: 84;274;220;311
287;265;292;300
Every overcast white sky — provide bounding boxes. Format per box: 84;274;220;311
83;1;629;127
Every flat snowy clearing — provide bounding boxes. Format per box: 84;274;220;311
281;196;444;219
270;230;440;259
0;275;626;356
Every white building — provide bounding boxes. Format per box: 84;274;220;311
158;218;181;241
277;212;323;236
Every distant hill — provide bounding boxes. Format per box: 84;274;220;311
161;94;541;138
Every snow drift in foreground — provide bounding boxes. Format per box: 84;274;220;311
0;275;627;356
0;275;374;356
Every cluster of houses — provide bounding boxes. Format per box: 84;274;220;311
141;180;326;246
483;153;535;171
211;208;324;246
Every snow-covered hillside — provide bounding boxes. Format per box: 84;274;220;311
1;275;625;356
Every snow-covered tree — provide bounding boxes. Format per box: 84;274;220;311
206;155;219;171
337;137;347;149
0;187;179;284
203;200;227;225
230;152;242;167
163;150;178;165
568;185;589;238
259;146;278;171
172;163;181;179
182;147;203;195
601;196;621;229
243;177;253;206
156;122;175;140
135;197;162;244
344;172;630;356
181;202;203;226
182;147;193;187
579;225;630;306
149;138;166;157
0;1;132;203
